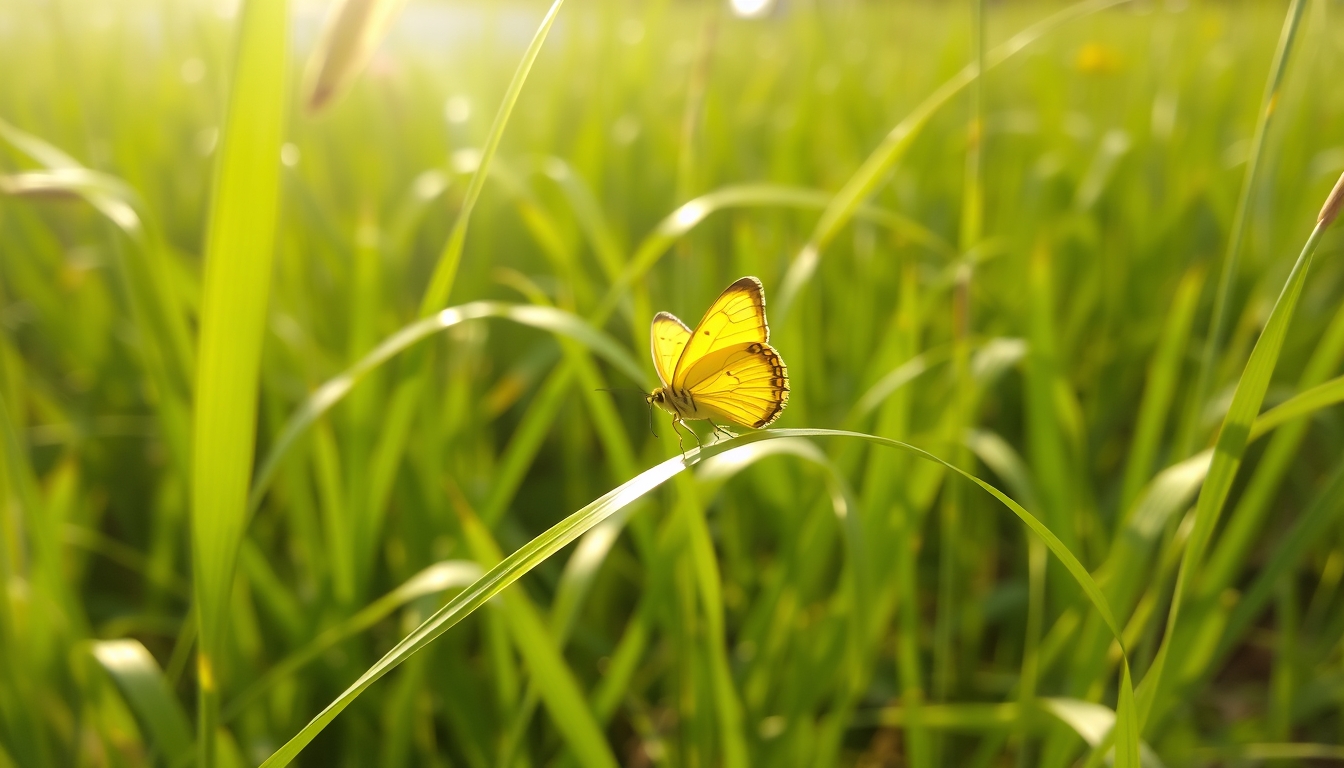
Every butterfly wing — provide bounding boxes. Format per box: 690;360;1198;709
684;341;789;428
671;277;769;388
650;311;692;388
672;276;788;429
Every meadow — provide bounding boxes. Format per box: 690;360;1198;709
2;0;1344;765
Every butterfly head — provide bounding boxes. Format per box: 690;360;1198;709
646;387;672;414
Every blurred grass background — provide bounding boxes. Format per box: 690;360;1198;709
3;0;1344;765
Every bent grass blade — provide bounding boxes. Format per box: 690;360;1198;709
259;428;1128;766
248;302;644;514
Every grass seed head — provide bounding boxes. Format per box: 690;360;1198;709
1320;172;1344;228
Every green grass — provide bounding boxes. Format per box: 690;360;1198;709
3;0;1344;766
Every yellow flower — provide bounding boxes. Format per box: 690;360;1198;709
1076;42;1123;75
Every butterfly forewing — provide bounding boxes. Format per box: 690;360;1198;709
670;276;769;390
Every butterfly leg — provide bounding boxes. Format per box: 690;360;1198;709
708;419;736;441
671;418;701;459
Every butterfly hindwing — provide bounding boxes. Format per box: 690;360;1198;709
650;311;692;388
688;340;789;429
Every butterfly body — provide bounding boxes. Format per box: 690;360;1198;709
646;276;789;452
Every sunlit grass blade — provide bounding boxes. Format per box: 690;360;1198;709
0;121;195;466
0;168;142;234
455;502;620;768
248;302;643;512
188;0;289;763
256;449;689;767
418;0;566;316
89;640;194;766
591;183;953;339
303;0;408;113
1044;690;1159;768
1199;295;1344;604
0;118;193;388
258;427;1125;766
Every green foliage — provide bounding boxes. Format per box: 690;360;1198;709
2;0;1343;766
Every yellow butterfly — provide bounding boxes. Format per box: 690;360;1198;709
646;276;789;452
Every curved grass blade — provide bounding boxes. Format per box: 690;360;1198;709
303;0;408;113
776;0;1131;319
221;560;482;722
455;504;619;768
248;302;644;513
1044;682;1160;768
0;120;195;417
591;184;953;327
1246;373;1344;442
0;167;143;235
189;0;289;763
0;116;85;169
697;436;867;668
418;0;566;316
90;639;194;766
258;428;1125;766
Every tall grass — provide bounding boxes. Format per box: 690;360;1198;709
1;1;1343;766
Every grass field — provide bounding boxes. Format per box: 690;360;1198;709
3;0;1344;765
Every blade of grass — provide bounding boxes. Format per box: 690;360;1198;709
303;0;408;113
1184;0;1308;457
222;560;480;722
418;0;566;316
942;0;985;747
257;427;1127;766
1119;267;1204;515
1137;213;1333;730
90;639;194;767
454;501;620;768
590;183;953;346
247;302;644;514
189;0;289;763
1208;458;1344;678
1244;372;1344;443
